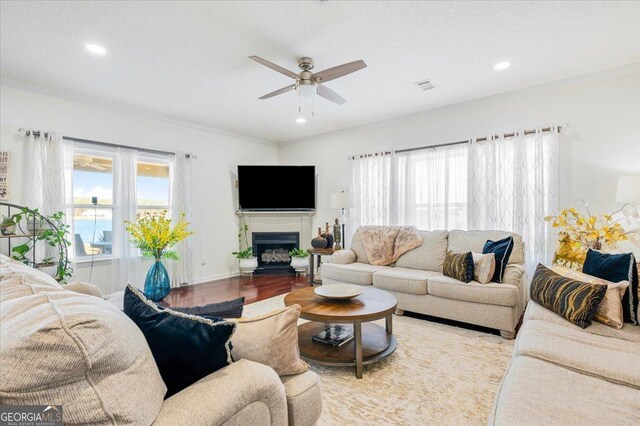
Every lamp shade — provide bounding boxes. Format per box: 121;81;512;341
331;191;353;209
616;175;640;203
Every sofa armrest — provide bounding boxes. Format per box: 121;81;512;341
64;281;103;298
153;359;287;426
331;250;357;265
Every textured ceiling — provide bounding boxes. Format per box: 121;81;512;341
1;1;639;143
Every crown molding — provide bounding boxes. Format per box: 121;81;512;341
279;63;640;146
0;77;276;148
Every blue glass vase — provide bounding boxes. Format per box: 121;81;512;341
144;259;171;302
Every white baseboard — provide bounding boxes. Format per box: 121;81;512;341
189;271;240;285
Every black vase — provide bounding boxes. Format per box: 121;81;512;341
311;227;328;249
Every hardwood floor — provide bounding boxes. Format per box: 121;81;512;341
161;274;310;308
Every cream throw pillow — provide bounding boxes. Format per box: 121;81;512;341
231;304;309;376
472;253;496;284
552;265;629;329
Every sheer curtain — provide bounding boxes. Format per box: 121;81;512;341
395;145;468;229
24;130;73;263
169;152;193;286
350;153;395;242
468;127;559;293
110;148;143;292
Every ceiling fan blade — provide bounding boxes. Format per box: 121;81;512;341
312;59;367;83
259;84;297;100
317;84;347;105
249;56;300;80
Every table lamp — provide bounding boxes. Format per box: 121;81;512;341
616;175;640;204
331;191;353;249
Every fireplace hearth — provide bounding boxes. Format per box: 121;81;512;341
252;232;300;275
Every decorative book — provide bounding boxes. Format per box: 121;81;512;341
312;324;354;347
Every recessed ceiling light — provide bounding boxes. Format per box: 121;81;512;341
85;44;107;55
296;117;306;124
494;61;510;70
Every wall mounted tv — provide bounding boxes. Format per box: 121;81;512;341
238;165;316;211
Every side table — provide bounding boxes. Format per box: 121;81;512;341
308;248;335;285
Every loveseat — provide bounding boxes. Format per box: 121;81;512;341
489;300;640;424
323;229;525;338
0;255;322;426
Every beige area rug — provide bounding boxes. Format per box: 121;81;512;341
243;294;515;426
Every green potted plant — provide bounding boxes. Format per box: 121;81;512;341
10;209;73;283
233;211;257;275
289;248;310;275
1;214;17;235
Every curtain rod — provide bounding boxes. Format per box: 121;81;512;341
349;126;562;159
18;129;196;159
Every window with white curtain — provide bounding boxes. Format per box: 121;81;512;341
351;145;468;232
396;144;468;230
68;142;172;260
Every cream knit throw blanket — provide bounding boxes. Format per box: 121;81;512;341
357;226;423;266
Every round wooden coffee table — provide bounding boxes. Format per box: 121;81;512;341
284;286;397;379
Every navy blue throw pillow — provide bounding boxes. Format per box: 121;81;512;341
583;249;638;325
482;236;514;283
166;297;245;319
123;285;236;397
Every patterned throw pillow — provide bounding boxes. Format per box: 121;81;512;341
530;264;608;328
552;265;629;329
443;251;474;283
582;249;639;325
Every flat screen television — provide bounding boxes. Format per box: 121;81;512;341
238;165;315;211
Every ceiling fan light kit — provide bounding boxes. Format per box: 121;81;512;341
249;55;367;110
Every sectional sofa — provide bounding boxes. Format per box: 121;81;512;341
0;255;322;426
322;229;526;338
490;300;640;424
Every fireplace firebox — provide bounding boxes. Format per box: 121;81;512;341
252;232;300;275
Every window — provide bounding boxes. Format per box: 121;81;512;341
69;144;172;259
351;144;468;232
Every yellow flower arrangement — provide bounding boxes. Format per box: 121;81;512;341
545;203;639;269
125;210;192;260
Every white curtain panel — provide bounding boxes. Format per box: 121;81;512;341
111;148;144;293
169;152;193;286
468;127;559;298
24;131;67;216
24;131;73;263
350;154;394;245
395;144;469;230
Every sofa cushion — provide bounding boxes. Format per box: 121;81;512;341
168;296;245;318
394;230;449;272
443;251;474;283
321;262;390;285
280;371;323;426
0;265;166;425
448;230;524;265
490;355;640;426
524;301;640;343
515;319;640;389
483;236;514;283
427;275;519;307
373;268;442;295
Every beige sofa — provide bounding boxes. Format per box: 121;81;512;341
322;229;526;338
489;300;640;425
0;255;322;426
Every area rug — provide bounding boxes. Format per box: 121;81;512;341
243;294;515;426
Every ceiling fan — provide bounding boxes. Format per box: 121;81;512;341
249;56;367;105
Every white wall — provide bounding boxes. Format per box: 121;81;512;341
0;83;278;294
279;69;640;255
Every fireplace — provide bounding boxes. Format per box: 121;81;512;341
252;232;300;275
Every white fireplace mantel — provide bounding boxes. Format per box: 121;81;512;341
235;210;315;250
